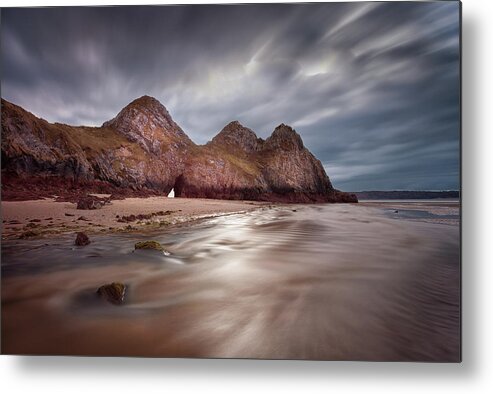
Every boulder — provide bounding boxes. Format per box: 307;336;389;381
75;232;91;246
77;196;104;210
135;240;164;251
96;282;126;305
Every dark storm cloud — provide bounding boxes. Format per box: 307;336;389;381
1;2;460;191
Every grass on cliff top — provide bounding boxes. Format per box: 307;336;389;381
43;122;150;165
221;150;261;177
190;144;262;178
47;123;129;151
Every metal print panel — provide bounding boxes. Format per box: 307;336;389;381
0;1;461;361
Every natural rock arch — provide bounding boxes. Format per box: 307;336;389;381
173;174;185;197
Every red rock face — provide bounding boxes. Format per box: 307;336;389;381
209;121;263;154
1;96;357;203
102;95;193;155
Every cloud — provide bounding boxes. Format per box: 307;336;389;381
0;2;460;191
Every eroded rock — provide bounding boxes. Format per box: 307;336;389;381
75;232;91;246
76;195;108;210
135;240;164;251
96;282;126;305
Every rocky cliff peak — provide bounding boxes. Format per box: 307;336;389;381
103;95;173;128
1;98;357;203
102;95;192;154
128;95;164;108
265;124;304;151
209;120;263;153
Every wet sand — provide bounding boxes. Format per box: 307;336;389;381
360;200;460;226
1;196;268;239
1;202;460;360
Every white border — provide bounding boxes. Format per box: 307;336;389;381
2;0;492;393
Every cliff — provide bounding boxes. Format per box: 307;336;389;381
1;96;357;203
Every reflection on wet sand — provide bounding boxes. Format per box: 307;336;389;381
1;202;460;361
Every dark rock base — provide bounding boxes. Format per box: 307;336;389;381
1;175;357;204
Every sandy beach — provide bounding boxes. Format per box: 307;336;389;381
1;196;269;240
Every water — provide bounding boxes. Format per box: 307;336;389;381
1;203;460;360
384;208;460;220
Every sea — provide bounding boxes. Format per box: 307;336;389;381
1;201;460;360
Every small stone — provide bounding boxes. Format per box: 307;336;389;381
96;282;126;305
65;213;75;217
75;232;91;246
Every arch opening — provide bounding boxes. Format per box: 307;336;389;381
173;174;185;197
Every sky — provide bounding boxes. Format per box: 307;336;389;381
1;2;460;191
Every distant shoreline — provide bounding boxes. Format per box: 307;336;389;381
352;191;460;200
